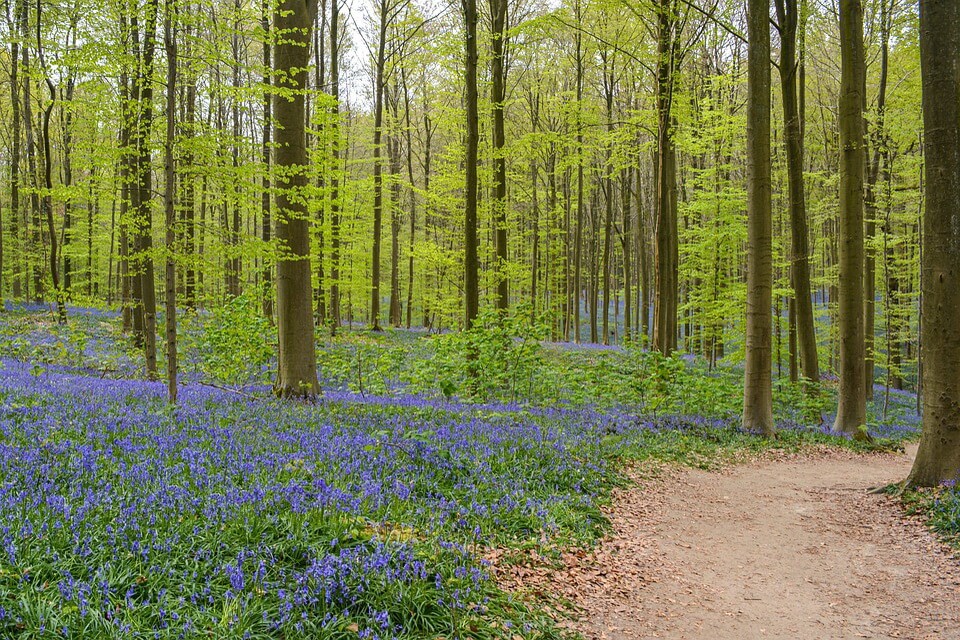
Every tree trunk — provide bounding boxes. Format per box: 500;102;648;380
906;0;960;486
183;15;197;310
463;0;479;328
7;0;23;301
775;0;819;387
832;0;867;435
118;51;133;331
601;55;615;345
328;0;342;330
370;0;389;330
21;18;41;303
60;24;77;298
273;0;321;398
573;7;583;342
653;0;678;355
163;0;178;403
621;167;632;341
227;0;243;299
131;0;160;377
387;92;402;327
402;67;417;329
36;0;65;324
489;0;508;311
863;0;891;401
743;0;774;436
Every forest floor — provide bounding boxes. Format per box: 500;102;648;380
495;445;960;640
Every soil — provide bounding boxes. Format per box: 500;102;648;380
492;445;960;639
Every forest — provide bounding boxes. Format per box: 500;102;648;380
0;0;958;636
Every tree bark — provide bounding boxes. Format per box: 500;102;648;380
273;0;321;398
833;0;867;435
653;0;679;355
743;0;774;436
906;0;960;486
129;0;160;376
489;0;508;311
463;0;479;328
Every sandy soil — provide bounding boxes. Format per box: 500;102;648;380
493;446;960;639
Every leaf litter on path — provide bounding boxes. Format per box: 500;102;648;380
488;447;960;639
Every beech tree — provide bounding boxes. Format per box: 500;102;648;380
832;0;867;436
743;0;773;436
906;0;960;487
0;0;930;406
273;0;321;398
463;0;479;329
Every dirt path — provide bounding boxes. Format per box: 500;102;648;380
495;447;960;639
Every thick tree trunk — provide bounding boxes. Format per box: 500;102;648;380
906;0;960;486
653;0;678;355
490;0;508;311
463;0;479;328
832;0;867;435
743;0;774;435
273;0;320;398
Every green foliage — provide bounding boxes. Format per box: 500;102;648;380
773;378;834;422
184;292;277;386
409;307;548;402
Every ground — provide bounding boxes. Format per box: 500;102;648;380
494;445;960;640
1;306;955;638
